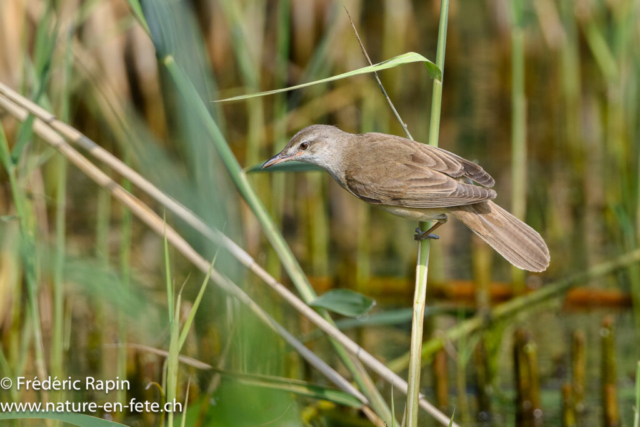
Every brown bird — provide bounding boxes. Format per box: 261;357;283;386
263;125;550;272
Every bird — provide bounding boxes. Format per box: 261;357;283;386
262;125;550;272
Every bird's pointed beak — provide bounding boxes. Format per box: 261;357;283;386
262;153;286;169
262;151;302;169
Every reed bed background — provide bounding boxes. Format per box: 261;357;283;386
0;0;639;426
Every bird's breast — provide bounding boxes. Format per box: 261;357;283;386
377;205;449;222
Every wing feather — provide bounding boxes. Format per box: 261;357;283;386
343;135;497;208
397;137;495;187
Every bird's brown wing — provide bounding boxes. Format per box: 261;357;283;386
415;145;495;187
381;134;495;187
343;135;497;208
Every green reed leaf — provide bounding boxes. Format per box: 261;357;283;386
246;161;323;173
216;52;441;102
310;289;376;317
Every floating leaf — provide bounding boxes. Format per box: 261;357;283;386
216;52;441;102
310;289;376;317
246;161;323;173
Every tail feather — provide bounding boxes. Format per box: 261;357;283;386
450;201;550;272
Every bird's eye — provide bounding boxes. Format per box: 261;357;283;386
300;142;309;150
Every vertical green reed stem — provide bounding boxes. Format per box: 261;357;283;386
0;346;17;402
51;32;73;391
357;96;375;291
266;0;291;280
456;314;470;424
308;173;329;276
634;361;640;427
95;168;111;374
117;150;132;410
0;124;47;389
219;1;264;169
96;186;111;265
6;5;55;392
635;58;640;348
164;222;174;325
427;4;448;150
511;0;526;293
560;0;587;275
636;45;640;250
166;292;181;427
406;2;448;426
51;144;67;374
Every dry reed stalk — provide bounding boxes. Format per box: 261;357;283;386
601;316;619;427
572;330;585;414
514;329;541;424
474;340;491;417
562;384;576;427
433;349;448;410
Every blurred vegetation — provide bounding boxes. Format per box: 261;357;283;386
0;0;639;426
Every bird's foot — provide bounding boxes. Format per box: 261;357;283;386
414;227;440;241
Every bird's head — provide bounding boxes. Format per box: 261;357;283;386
262;125;346;170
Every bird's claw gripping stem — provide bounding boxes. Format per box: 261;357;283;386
414;227;440;241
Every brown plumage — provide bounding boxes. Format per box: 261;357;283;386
449;202;550;272
340;133;497;208
263;125;550;272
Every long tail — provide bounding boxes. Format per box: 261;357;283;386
450;201;550;272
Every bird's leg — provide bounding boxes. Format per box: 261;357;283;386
414;219;446;241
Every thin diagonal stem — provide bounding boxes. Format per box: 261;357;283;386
345;7;413;140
